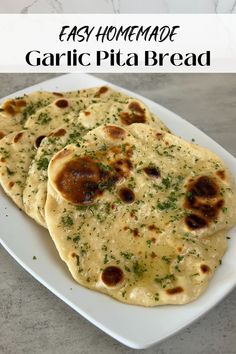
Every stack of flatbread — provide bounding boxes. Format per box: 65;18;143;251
0;86;235;306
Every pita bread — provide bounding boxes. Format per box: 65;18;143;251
44;124;236;306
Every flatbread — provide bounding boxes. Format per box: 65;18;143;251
0;86;122;212
0;91;76;139
23;98;170;227
45;124;236;306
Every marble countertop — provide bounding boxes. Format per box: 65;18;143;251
0;73;236;354
0;0;236;14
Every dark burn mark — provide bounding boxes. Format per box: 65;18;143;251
0;131;5;139
128;101;144;114
8;181;14;188
15;99;27;107
184;175;223;228
150;252;157;258
53;92;64;97
55;143;134;204
102;266;123;286
111;158;132;180
130;210;135;218
2;99;26;116
55;156;109;205
148;224;159;232
143;166;160;178
156;132;164;140
216;199;224;209
13;132;24;143
35;135;46;148
49;128;66;137
95;86;109;97
216;170;225;180
84;111;91;116
200;264;210;273
55;99;69;108
118;187;135;204
185;214;207;230
166;287;184;295
191;176;218;199
104;125;126;140
132;228;139;237
120;101;146;125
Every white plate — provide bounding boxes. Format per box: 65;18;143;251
0;74;236;349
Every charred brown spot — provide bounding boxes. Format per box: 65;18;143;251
84;111;91;116
150;252;157;258
200;264;210;273
1;158;5;162
49;128;66;137
118;187;135;204
95;86;109;97
198;204;218;219
128;101;145;115
104;125;126;140
55;156;110;205
148;224;158;232
0;131;5;139
120;101;146;125
53;92;64;97
143;166;160;178
216;199;224;209
185;214;207;230
55;99;69;108
191;176;218;199
35;135;46;148
2;99;26;116
15;99;26;107
123;226;129;231
177;247;183;252
166;286;183;295
216;170;225;180
3;100;16;115
112;158;132;180
132;228;139;237
13;132;23;143
109;144;133;159
156;132;164;140
8;181;14;188
184;176;223;225
120;112;146;125
102;266;123;286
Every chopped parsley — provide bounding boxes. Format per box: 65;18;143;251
120;251;133;260
154;274;176;288
133;260;147;277
37;112;52;125
6;167;15;175
36;157;49;170
61;215;74;227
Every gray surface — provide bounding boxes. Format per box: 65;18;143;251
0;73;236;354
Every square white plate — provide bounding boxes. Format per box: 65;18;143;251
0;74;236;349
